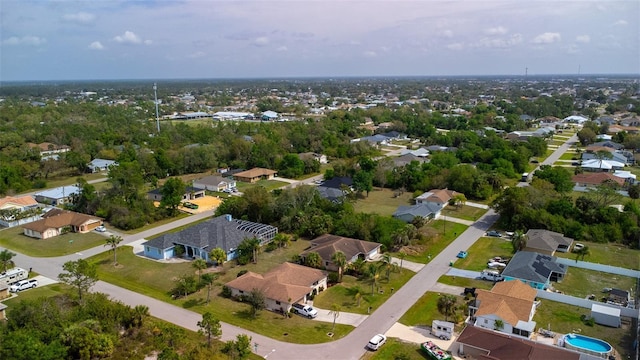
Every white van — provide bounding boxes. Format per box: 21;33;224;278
480;269;504;282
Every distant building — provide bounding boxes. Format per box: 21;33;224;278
34;185;80;206
261;111;279;121
87;159;118;173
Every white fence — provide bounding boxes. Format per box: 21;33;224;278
537;290;639;318
555;258;640;278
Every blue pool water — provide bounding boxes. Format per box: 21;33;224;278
564;334;612;353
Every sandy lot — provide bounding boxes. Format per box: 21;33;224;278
181;195;222;213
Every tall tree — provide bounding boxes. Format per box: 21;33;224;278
331;251;347;282
437;294;457;322
160;177;187;216
247;288;266;318
192;258;207;284
353;170;374;197
304;251;323;269
201;273;217;304
511;231;528;253
58;259;98;301
197;312;222;347
0;249;16;272
364;263;380;295
104;235;123;266
378;253;396;280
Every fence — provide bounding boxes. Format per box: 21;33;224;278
536;290;639;319
555;258;640;278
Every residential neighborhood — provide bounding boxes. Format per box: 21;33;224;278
0;75;639;360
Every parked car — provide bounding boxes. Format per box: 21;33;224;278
486;230;502;237
95;225;106;232
10;279;38;292
366;334;387;351
456;251;468;259
182;202;199;209
573;243;585;252
291;303;318;318
487;261;507;269
480;269;504;282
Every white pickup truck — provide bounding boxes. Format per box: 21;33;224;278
10;279;38;292
291;303;318;318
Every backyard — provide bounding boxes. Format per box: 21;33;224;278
91;240;355;344
352;187;413;216
0;225;108;257
552;267;637;299
553;241;640;270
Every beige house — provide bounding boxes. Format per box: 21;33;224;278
471;280;540;339
22;209;102;239
233;168;278;183
0;195;41;228
300;234;381;271
225;262;327;313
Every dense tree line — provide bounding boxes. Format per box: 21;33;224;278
492;178;639;247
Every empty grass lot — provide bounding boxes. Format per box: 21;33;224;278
452;237;513;271
399;291;466;330
440;205;487;221
235;179;289;192
552;267;637;299
553;241;640;271
312;268;415;315
0;226;108;257
393;221;468;264
436;275;494;291
360;338;429;360
353;188;413;216
92;242;354;344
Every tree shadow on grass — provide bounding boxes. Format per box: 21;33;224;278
234;308;257;320
183;298;204;308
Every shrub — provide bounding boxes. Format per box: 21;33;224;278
327;272;339;284
236;269;248;277
221;285;232;298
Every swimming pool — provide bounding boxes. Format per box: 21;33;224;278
563;333;612;358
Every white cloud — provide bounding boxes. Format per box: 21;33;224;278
532;32;561;44
2;36;46;46
188;51;206;58
613;20;628;26
439;29;454;38
446;43;464;51
113;31;142;44
88;41;104;50
253;37;269;47
63;12;95;24
478;34;523;48
484;26;508;35
277;46;288;52
576;35;590;43
363;50;377;58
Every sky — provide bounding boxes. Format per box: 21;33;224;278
1;0;639;81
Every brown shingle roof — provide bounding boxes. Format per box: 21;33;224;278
300;234;381;262
572;172;625;186
457;326;579;360
234;167;277;178
22;209;101;233
0;195;38;209
225;262;326;303
475;281;537;327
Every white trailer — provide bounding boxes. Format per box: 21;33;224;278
432;320;454;340
0;267;29;286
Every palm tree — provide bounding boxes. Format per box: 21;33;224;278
396;252;407;271
574;245;591;262
437;294;457;322
249;237;261;263
364;263;380;295
132;305;149;328
104;235;123;265
351;286;365;307
329;303;341;332
349;257;366;276
192;258;207;284
494;319;504;331
378;253;397;281
209;247;226;267
201;273;218;304
305;252;323;269
511;231;528;253
391;227;409;250
273;233;291;249
0;249;16;272
331;251;347;282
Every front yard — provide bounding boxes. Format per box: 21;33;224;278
0;226;108;257
451;236;513;271
360;338;427;360
92;242;354;344
399;291;466;330
393;220;468;264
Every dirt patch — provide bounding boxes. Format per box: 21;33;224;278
399;245;428;256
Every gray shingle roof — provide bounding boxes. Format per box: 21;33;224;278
501;251;566;284
525;229;573;253
393;203;441;218
143;215;277;252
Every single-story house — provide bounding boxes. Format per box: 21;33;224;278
591;303;621;328
580;159;626;172
192;175;237;192
319;177;353;190
233;168;278;183
34;185;80;206
471;280;540;339
298;152;328;164
225;262;327;314
582;148;633;165
87;158;117;173
523;229;574;256
415;189;458;207
564;115;589;124
142;214;278;262
391;154;428;168
22;208;102;239
146;185;206;202
455;326;580;360
0;195;41;228
572;172;626;188
261;111;279;121
27;142;71;156
501;251;567;290
400;148;430;157
393;203;443;223
300;234;381;271
316;186;347;203
587;141;623;150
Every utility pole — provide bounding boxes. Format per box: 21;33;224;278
154;83;160;133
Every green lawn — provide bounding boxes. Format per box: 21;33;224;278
452;237;513;271
436;275;494;291
559;152;579;160
392;221;468;264
2;283;73;307
353;188;414;216
312;269;415;314
398;291;466;329
361;338;429;360
116;212;191;235
441;205;487;221
0;226;108;257
553;241;640;270
91;242;354;344
533;300;632;359
235;179;289;192
552;267;637;299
